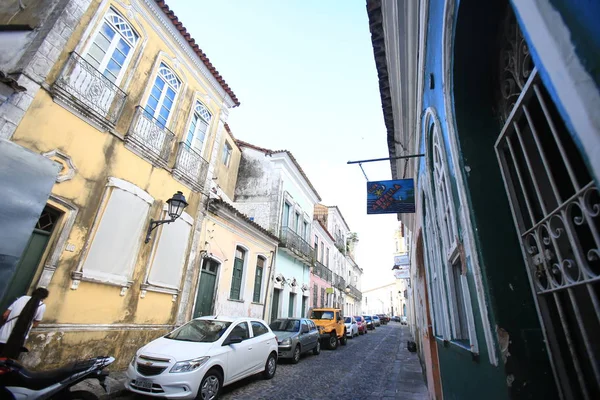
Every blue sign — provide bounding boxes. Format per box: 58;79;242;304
367;179;415;214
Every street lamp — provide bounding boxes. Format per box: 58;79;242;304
145;191;188;244
345;285;351;294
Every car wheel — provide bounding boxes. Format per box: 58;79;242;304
340;332;347;346
329;333;338;350
292;345;301;364
313;340;321;355
198;368;222;400
263;352;277;379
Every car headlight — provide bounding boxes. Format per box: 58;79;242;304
280;338;291;346
170;356;210;373
318;326;324;332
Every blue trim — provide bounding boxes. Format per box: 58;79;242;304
510;0;599;183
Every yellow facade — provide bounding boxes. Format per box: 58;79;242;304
7;0;239;369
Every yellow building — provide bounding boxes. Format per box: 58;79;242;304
1;0;241;369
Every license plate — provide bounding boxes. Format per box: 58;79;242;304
136;378;153;389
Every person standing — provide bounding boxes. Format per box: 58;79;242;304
0;287;49;359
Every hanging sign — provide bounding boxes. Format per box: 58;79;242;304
367;179;415;214
394;254;409;266
394;267;410;279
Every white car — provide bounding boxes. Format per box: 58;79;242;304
125;316;278;399
344;316;359;338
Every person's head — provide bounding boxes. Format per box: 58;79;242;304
32;287;49;300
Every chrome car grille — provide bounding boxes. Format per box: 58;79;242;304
136;363;167;376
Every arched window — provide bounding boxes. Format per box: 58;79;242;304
426;117;472;342
185;101;212;154
431;125;458;256
144;63;181;128
85;8;139;84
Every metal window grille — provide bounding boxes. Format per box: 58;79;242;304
495;68;600;400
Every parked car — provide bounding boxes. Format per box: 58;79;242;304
400;316;408;325
354;316;368;334
310;308;347;349
269;318;320;363
391;316;401;323
362;315;376;330
344;316;359;338
126;316;278;399
373;315;381;327
377;314;390;325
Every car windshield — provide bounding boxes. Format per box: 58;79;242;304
165;320;231;343
354;316;363;321
344;317;352;323
269;319;300;332
311;310;334;320
364;316;372;321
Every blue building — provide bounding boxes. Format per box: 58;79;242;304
368;0;600;399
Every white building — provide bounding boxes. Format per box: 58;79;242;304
233;141;320;322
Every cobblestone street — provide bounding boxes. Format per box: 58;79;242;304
118;323;427;400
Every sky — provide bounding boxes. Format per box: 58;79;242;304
168;0;399;290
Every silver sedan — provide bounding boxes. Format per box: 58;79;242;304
269;318;321;364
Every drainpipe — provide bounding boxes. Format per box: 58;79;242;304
262;250;276;321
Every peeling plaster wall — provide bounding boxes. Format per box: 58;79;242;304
234;147;280;234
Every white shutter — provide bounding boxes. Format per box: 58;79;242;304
147;213;192;289
82;187;149;284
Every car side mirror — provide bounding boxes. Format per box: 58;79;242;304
301;325;309;334
223;336;243;346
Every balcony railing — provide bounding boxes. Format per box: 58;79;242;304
279;227;314;262
125;106;175;168
334;235;345;252
173;142;209;192
312;260;333;283
333;273;346;291
347;285;362;301
52;52;127;129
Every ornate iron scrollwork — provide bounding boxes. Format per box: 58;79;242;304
496;7;534;124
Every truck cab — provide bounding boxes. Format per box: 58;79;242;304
309;308;347;349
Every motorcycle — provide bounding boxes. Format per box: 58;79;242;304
0;355;115;399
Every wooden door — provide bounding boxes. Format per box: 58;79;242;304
194;259;219;318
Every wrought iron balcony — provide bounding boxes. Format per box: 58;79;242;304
279;227;314;263
333;273;346;291
125;106;175;168
312;260;333;283
347;285;362;301
52;52;127;130
334;235;345;252
173;142;209;192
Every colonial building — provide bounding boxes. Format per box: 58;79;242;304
234;141;320;322
368;0;600;399
188;125;279;322
310;210;334;311
0;0;239;370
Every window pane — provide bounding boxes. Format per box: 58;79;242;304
159;106;170;122
86;43;106;68
101;22;116;41
154;76;165;91
251;321;268;337
148;214;192;289
163;95;173;110
116;38;130;57
231;323;249;340
166;87;176;101
82;187;149;281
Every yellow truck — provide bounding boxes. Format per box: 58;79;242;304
309;308;347;350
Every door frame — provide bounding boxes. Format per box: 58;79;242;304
192;256;222;318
